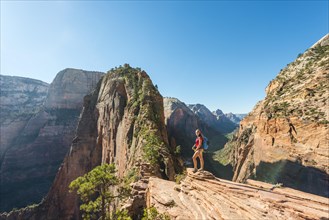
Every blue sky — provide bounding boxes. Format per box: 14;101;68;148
1;1;328;113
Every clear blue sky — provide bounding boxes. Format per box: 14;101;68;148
1;1;328;113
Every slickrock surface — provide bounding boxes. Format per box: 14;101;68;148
147;168;329;220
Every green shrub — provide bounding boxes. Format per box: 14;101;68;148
69;164;131;220
175;170;187;184
142;207;170;220
174;145;181;155
141;128;164;165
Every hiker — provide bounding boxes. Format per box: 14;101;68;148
192;129;204;173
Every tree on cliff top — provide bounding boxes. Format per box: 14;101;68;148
69;164;131;220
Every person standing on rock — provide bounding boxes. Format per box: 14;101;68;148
192;129;204;173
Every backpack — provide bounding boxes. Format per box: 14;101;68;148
202;136;209;150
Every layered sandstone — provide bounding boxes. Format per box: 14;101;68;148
147;168;329;220
228;34;329;197
0;69;103;212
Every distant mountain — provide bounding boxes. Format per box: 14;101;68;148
188;104;237;134
225;113;247;124
0;69;103;212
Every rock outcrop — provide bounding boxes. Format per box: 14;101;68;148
188;104;237;134
147;168;329;219
0;65;179;219
0;69;103;212
228;34;329;197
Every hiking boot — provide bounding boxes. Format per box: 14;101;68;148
192;168;197;173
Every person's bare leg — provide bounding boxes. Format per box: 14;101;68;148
199;150;204;170
192;150;199;172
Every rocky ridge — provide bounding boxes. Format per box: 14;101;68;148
188;104;237;134
227;34;329;197
147;168;329;220
0;69;103;212
224;112;247;124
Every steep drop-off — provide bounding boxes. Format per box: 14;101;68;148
228;34;329;197
0;69;103;212
0;65;178;219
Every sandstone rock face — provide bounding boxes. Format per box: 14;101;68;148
188;104;237;134
0;75;49;212
96;67;176;180
0;69;103;212
164;98;227;157
0;75;49;159
147;168;329;220
44;68;103;109
0;65;178;219
228;34;329;197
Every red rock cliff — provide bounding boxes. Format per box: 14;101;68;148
228;34;329;197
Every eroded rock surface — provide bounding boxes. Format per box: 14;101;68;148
147;168;329;220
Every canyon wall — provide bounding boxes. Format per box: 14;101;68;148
228;34;329;197
0;69;103;212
